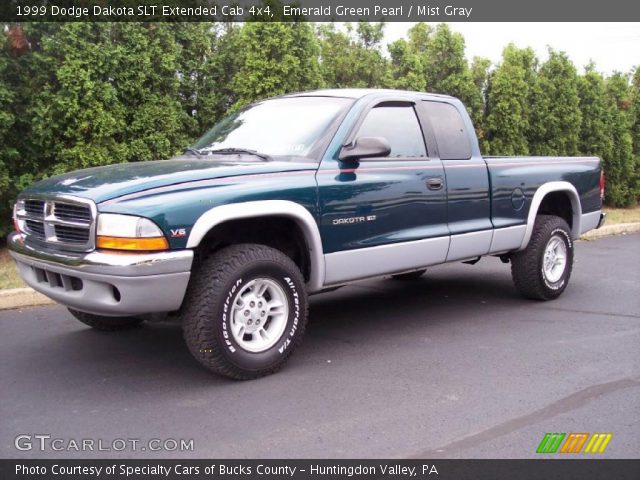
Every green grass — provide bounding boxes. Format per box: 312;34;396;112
603;206;640;225
0;206;638;290
0;248;25;289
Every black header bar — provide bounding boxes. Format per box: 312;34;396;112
1;0;640;22
1;459;639;480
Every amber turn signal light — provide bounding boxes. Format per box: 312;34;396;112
96;236;169;251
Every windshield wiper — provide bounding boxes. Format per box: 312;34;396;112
206;148;273;162
182;147;204;156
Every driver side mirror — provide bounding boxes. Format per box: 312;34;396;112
338;137;391;162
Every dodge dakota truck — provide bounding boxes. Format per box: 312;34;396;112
8;89;606;379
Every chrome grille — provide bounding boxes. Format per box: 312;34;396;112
16;196;96;252
25;220;46;239
54;203;93;223
25;200;45;217
54;225;91;243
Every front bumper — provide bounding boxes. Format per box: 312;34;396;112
7;232;193;316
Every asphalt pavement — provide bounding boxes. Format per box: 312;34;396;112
1;234;638;459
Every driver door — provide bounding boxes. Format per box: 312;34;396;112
317;101;449;285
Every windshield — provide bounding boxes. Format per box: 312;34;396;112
191;96;352;158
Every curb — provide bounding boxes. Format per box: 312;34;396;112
0;288;55;311
580;222;640;240
1;222;638;312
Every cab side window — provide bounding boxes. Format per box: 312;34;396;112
356;105;427;158
422;101;472;160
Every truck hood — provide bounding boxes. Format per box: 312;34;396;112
21;156;317;204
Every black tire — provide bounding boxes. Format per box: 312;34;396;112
181;244;309;380
510;215;574;300
391;269;427;281
67;308;143;331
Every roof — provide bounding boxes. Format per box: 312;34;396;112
284;88;456;101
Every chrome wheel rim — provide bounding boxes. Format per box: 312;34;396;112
543;235;567;283
229;278;289;353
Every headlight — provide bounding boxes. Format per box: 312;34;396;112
96;213;169;251
13;199;25;233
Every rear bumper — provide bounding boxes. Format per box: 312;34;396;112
7;232;193;316
580;210;607;236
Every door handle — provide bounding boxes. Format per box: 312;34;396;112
426;177;444;190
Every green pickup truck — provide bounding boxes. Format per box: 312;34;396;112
8;89;606;379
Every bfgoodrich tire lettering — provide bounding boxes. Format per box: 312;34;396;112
510;215;574;301
181;243;308;380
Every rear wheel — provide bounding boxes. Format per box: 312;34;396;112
67;309;143;331
511;215;574;300
181;244;309;380
391;269;427;281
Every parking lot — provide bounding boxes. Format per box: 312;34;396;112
1;234;638;459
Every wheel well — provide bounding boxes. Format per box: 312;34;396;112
537;191;573;229
195;216;311;281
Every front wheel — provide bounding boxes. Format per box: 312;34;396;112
181;244;309;380
510;215;574;300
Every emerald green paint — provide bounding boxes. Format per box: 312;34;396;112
22;157;316;204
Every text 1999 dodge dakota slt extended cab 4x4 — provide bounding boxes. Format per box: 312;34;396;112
8;89;606;379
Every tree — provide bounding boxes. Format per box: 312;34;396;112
0;29;16;236
114;23;192;162
603;72;637;206
1;24;69;236
422;24;484;127
470;56;491;96
318;22;387;88
385;38;425;91
470;56;491;149
577;63;613;160
229;22;322;110
28;23;129;173
406;22;432;55
173;23;219;136
194;24;243;130
631;67;640;187
528;49;582;156
384;23;432;91
485;45;537;155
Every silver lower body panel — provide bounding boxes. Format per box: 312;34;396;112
580;210;605;235
7;232;193;316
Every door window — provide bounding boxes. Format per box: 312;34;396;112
356;105;427;158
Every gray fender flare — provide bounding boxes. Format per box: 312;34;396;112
186;200;325;292
519;181;582;250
